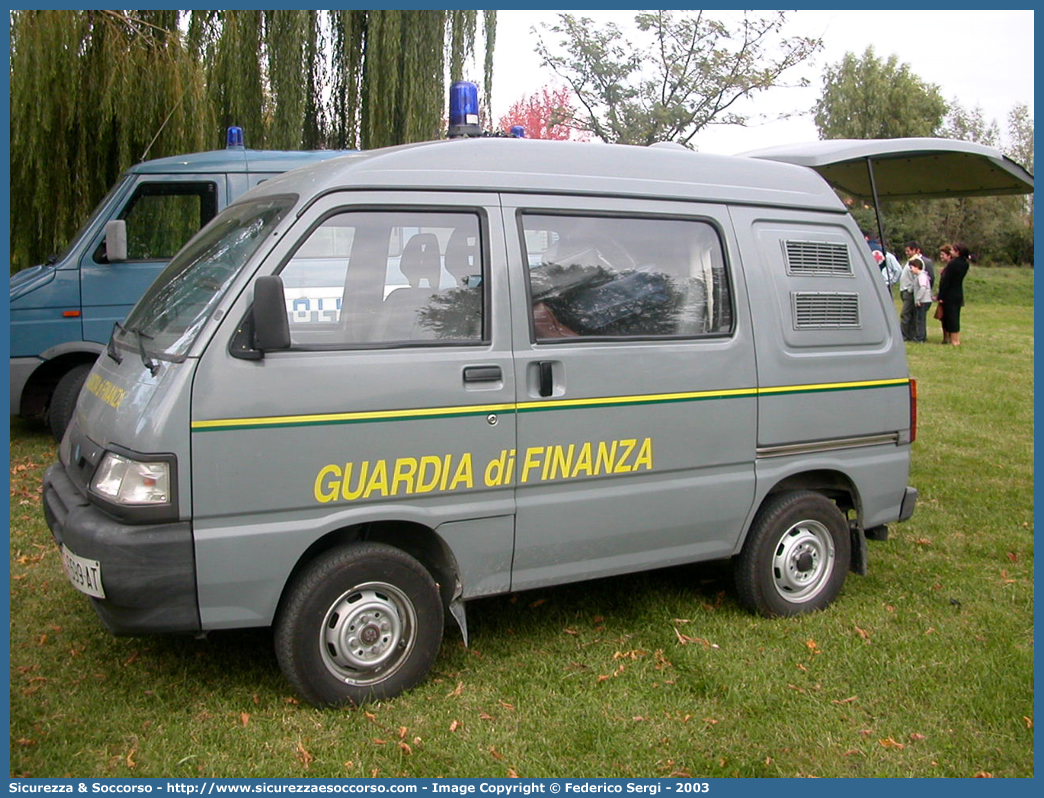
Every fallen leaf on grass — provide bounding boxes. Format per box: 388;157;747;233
240;713;250;727
878;738;905;750
449;720;461;732
787;684;806;694
529;599;546;608
915;538;931;546
973;771;993;778
372;739;387;745
489;746;504;760
14;739;35;746
446;682;464;698
126;746;138;769
1007;551;1018;563
1023;716;1033;729
703;717;718;725
832;696;858;705
908;733;926;742
398;726;408;739
507;769;519;778
398;742;413;756
563;628;579;636
296;743;313;768
123;651;140;667
499;701;515;710
478;712;495;721
854;625;870;640
805;639;821;654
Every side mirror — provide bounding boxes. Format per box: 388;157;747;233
104;220;127;262
252;275;291;352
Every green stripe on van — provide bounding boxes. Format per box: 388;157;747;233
190;378;909;433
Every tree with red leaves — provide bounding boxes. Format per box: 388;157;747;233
497;85;589;141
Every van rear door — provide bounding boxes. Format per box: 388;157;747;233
739;138;1034;200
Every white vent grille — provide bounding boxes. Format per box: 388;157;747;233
784;241;852;276
792;292;860;329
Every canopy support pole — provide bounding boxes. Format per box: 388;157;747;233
866;157;888;253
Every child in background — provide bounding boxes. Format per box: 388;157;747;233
909;256;931;343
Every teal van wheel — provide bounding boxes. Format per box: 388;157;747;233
735;491;850;617
48;363;91;442
274;542;443;707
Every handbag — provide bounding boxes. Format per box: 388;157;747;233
934;302;944;320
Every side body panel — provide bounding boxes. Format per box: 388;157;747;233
728;205;912;531
190;191;517;629
501;194;759;590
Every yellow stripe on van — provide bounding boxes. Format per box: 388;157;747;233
191;378;909;433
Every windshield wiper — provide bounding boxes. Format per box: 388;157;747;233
106;322;124;365
128;326;159;376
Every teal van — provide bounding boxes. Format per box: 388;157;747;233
10;133;351;440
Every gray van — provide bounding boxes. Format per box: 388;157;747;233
41;136;1029;707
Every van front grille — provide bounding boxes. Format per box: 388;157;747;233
784;241;852;276
792;292;860;328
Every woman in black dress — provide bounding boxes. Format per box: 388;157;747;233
937;242;970;346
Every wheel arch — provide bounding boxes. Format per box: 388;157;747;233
20;348;100;418
762;468;861;521
275;520;461;629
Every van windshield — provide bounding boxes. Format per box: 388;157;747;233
121;197;293;360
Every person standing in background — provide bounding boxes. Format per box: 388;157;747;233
937;242;970;346
908;256;931;343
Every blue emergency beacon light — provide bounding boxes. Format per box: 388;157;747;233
226;126;245;149
448;81;482;138
510;125;526;138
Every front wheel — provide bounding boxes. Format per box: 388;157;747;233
735;491;851;617
274;542;443;707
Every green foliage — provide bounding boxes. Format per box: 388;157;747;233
814;47;947;139
814;49;1033;265
9;11;210;272
9;270;1033;777
10;10;497;272
535;11;821;146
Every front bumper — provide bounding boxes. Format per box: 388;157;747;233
42;462;200;635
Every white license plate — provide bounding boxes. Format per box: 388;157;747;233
61;545;106;599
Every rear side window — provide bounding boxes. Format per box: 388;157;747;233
278;210;484;348
521;214;732;341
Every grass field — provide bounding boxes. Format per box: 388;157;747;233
9;268;1034;778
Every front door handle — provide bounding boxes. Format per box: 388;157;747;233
463;365;502;383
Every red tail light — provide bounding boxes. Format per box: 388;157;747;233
909;378;917;443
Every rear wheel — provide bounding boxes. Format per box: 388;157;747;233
274;542;443;707
48;363;92;442
735;491;851;617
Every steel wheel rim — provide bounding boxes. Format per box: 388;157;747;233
771;519;835;602
319;581;417;686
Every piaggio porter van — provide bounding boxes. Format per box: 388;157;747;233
10;129;351;441
42;133;1033;707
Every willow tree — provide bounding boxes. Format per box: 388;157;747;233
10;9;498;271
10;10;209;271
330;10;497;150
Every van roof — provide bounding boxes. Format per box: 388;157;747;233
242;138;847;213
127;148;353;176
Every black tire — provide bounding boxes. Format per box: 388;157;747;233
48;363;92;442
734;490;851;617
274;542;443;707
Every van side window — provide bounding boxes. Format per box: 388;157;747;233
521;214;732;341
278;211;484;347
115;182;218;261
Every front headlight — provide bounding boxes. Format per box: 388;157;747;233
91;452;171;506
